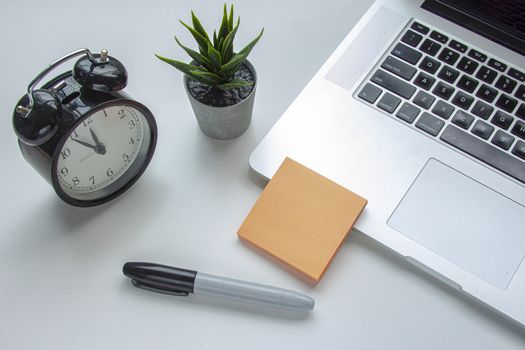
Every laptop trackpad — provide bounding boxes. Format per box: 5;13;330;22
388;159;525;289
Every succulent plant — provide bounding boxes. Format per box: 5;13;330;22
155;4;263;90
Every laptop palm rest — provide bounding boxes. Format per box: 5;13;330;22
388;159;525;289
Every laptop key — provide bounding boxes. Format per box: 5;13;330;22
451;91;474;110
401;30;423;47
508;68;525;82
396;102;420;123
414;72;436;90
429;30;448;44
371;70;416;99
413;91;435;109
419;56;441;74
471;120;494;140
476;66;498;84
377;92;401;113
440;125;525;184
437;65;460;84
517;104;525;120
419;39;441;56
457;57;479;74
492;130;515;150
471;101;494;120
488;58;507;72
381;56;417;80
476;84;498;103
410;21;430;35
511;120;525;140
491;111;514;130
512;141;525;160
449;39;467;53
456;75;479;93
452;110;475;129
432;81;455;100
437;48;460;65
416;112;445;136
358;83;382;104
496;94;518;113
515;85;525;102
391;43;422;64
468;49;487;63
432;100;455;120
495;76;517;94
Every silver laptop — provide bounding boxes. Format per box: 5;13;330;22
250;0;525;326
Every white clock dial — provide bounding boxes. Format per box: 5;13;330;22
56;104;151;201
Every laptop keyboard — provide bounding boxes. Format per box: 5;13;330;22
356;19;525;184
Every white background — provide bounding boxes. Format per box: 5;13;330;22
1;0;524;348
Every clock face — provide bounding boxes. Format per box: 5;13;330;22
55;103;153;202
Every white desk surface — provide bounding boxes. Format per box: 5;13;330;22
1;0;524;348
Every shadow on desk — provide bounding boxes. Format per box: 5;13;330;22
350;231;525;337
5;175;168;254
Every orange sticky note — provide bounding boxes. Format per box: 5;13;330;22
238;157;367;283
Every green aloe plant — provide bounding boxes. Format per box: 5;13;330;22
155;4;263;90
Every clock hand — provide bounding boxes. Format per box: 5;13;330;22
89;128;106;155
90;128;101;146
71;137;97;151
79;151;96;163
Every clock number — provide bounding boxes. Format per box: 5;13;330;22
72;177;80;185
128;120;136;129
89;176;95;185
118;108;126;119
71;130;79;138
103;109;108;117
82;116;93;127
60;167;69;176
106;168;114;177
122;153;130;162
61;148;71;160
129;137;135;145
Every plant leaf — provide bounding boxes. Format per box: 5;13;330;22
191;11;210;42
174;36;214;71
238;27;264;55
218;3;230;41
155;54;207;74
156;55;222;85
217;78;253;90
179;20;210;54
220;17;239;63
217;52;245;78
219;28;264;78
213;30;218;47
187;70;224;85
228;4;234;31
207;41;222;72
217;37;224;53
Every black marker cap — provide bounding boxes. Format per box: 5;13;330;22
123;262;197;296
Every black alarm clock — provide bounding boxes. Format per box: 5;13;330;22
13;48;157;207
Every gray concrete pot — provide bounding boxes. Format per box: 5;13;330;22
184;60;257;140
